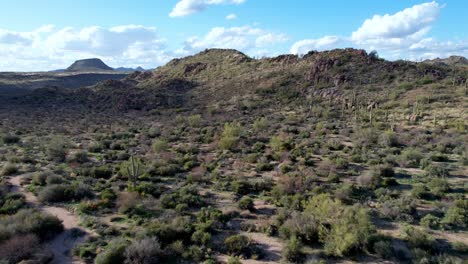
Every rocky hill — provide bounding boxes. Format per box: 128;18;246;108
2;48;467;114
66;58;114;72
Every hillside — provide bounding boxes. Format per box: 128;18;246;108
66;58;114;72
0;48;467;264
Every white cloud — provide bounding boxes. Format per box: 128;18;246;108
352;1;441;42
226;13;237;20
170;0;246;17
181;26;287;55
0;25;170;71
290;36;344;54
290;1;467;60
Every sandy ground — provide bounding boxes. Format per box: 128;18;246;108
7;174;91;264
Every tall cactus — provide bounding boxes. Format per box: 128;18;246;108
126;155;141;189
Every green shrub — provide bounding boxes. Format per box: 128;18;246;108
399;148;423;168
93;165;113;179
227;256;242;264
152;139;169;153
94;238;127;264
47;137;67;162
442;199;467;229
1;163;17;176
191;230;211;246
427;178;449;197
38;184;93;203
73;151;89;163
0;209;63;242
420;214;440;229
373;240;394;259
238;196;255;211
219;122;243;151
160;186;204;209
224;235;251;256
32;172;50;186
402;225;436;252
324;206;375;257
282;236;305;263
279;211;321;243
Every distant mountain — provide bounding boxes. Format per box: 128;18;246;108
115;66;145;72
424;56;468;66
66;58;114;72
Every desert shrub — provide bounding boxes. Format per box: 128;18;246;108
238;196;255;211
227;256;242;264
253;117;269;132
187;114;202;127
0;234;40;263
282;236;305;263
38;184;73;203
356;170;382;189
0;192;26;214
93;165;113;179
147;216;193;245
1;163;17;176
256;162;274;172
380;196;416;222
279;211;321;243
95;238;128;264
38;184;93;203
73;151;89;163
46;137;67;162
427;178;450;197
379;131;399;147
441;199;467;229
191;230;211;246
45;174;64;185
304;193;342;222
160;185;204;209
411;184;429;199
402;225;436;252
326;139;343;151
88;142;103;153
323;206;374;257
399;148;423;168
420;214;440;229
425;164;449;178
232;180;255;195
0;134;20;144
31;171;52;186
0;209;63;242
219;122;243;150
373;240;394;259
270;136;291;152
152;139;169;153
133;182;166;198
224;235;251;256
125;237;162;264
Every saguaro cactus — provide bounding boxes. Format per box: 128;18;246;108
127;155;141;189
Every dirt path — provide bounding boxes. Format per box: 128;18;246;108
7;174;91;264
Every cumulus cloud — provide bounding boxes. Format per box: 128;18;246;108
0;25;170;71
290;1;466;60
226;13;237;20
170;0;246;17
290;36;344;54
181;26;287;55
351;1;441;42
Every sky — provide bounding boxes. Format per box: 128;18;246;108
0;0;467;71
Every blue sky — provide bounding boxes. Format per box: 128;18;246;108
0;0;467;71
